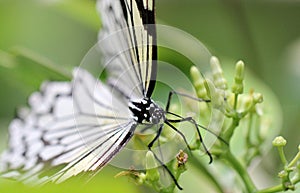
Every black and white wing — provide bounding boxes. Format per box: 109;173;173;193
0;68;136;184
0;0;157;184
98;0;157;99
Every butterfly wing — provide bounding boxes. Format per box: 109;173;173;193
0;68;136;184
1;0;157;184
98;0;157;99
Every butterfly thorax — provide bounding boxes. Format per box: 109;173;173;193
129;98;165;124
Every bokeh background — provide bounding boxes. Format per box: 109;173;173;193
0;0;299;192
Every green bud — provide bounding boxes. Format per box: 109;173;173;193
272;136;287;147
232;60;245;94
190;66;208;99
206;80;225;110
210;56;228;90
298;144;300;151
145;151;160;182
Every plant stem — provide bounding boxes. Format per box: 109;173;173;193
222;117;239;142
277;147;288;166
224;150;257;193
288;151;300;168
256;184;283;193
233;93;239;110
257;177;300;193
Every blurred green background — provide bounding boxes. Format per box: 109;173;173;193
0;0;300;192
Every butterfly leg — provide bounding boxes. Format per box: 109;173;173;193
164;120;192;151
167;117;213;164
147;124;183;190
165;90;212;163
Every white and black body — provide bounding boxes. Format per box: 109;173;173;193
0;0;212;190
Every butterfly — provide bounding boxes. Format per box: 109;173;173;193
0;0;213;189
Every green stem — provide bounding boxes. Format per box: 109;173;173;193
277;147;288;166
288;151;300;168
224;150;257;193
256;184;283;193
222;117;239;142
257;177;300;193
233;93;239;110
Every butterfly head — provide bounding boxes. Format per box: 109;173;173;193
129;98;165;124
148;102;165;124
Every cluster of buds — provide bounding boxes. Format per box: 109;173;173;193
272;136;300;191
190;56;264;143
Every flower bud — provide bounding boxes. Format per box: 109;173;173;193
232;60;245;94
206;80;225;110
210;56;227;90
190;66;208;99
272;136;287;147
